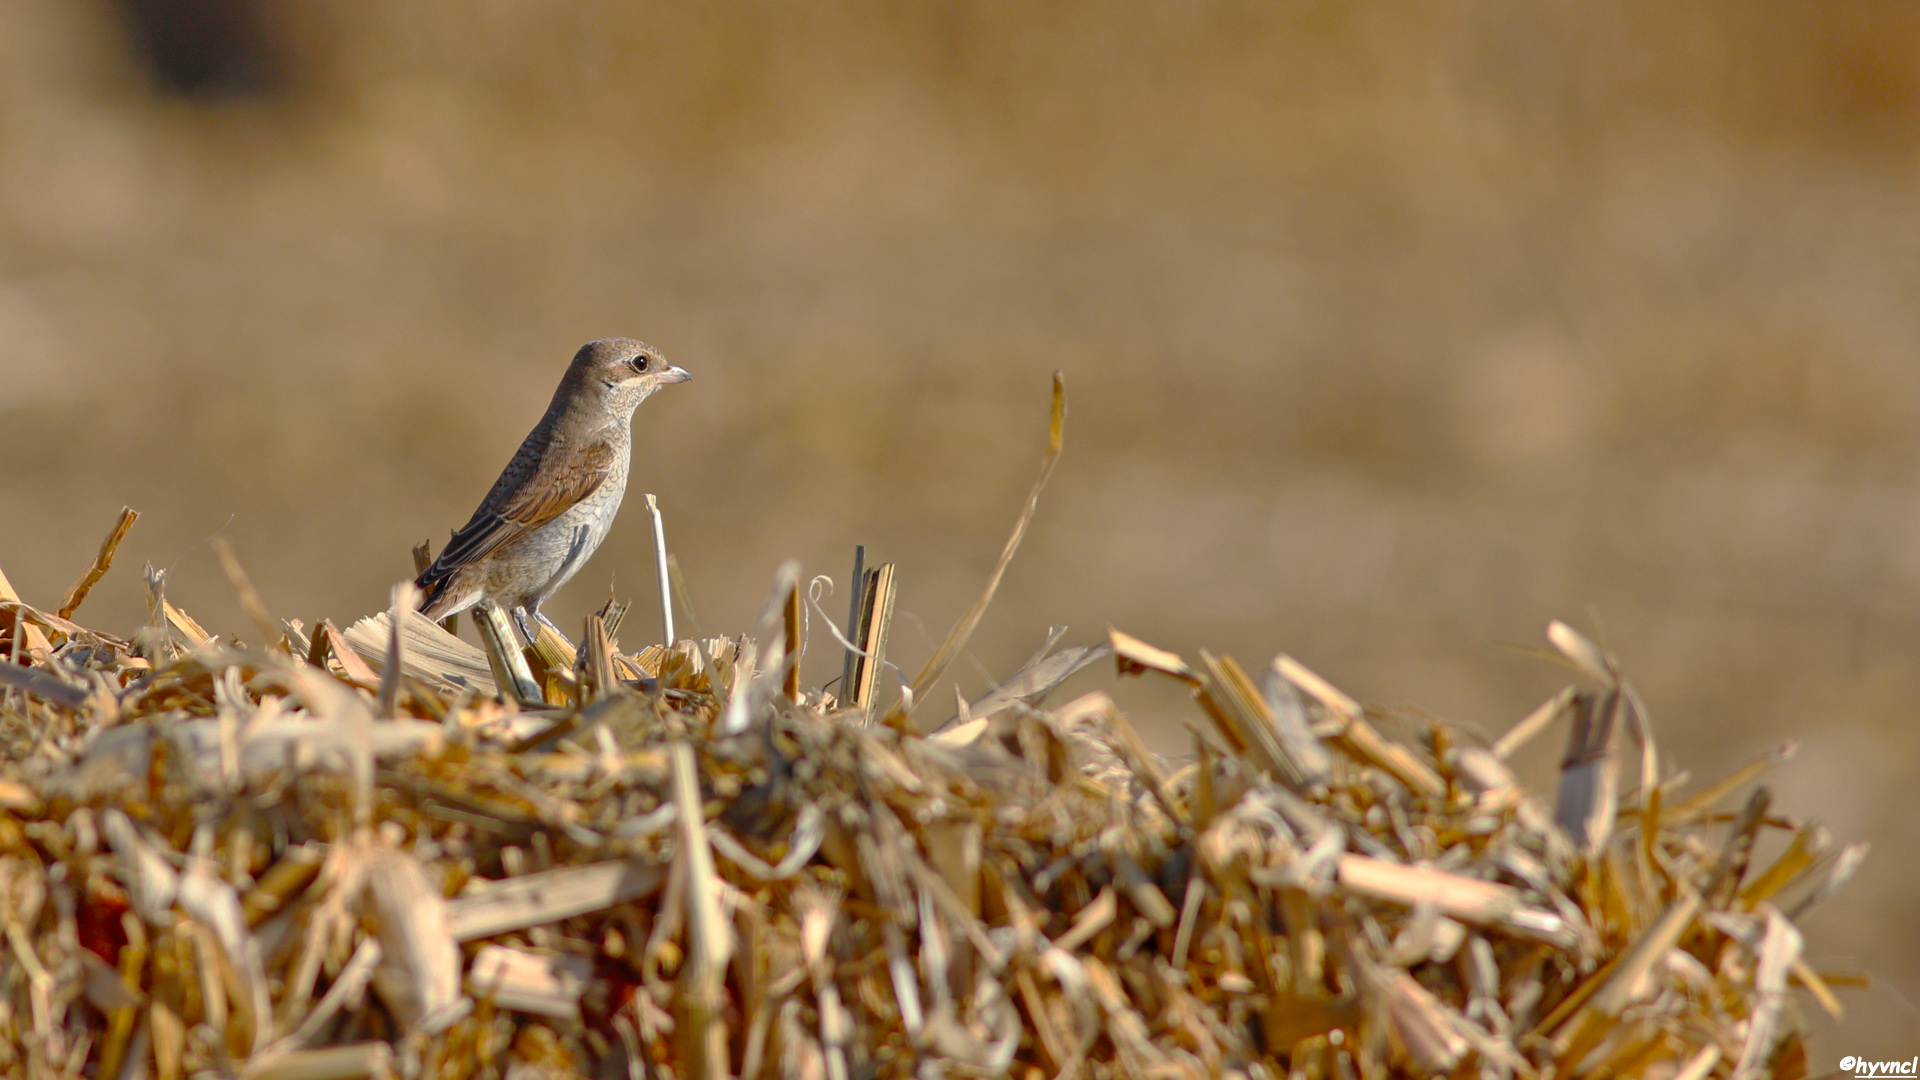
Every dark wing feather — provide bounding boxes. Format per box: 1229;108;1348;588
416;436;616;602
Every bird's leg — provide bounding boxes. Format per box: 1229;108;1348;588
529;604;578;652
511;606;537;644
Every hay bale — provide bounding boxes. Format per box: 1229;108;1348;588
0;513;1859;1080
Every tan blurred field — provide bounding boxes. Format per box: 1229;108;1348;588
2;1;1917;1060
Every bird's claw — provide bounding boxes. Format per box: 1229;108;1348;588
522;607;578;652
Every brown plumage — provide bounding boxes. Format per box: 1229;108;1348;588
416;337;689;642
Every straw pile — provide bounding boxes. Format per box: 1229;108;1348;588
0;440;1865;1079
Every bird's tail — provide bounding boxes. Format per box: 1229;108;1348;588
414;564;457;619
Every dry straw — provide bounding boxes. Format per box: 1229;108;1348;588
0;378;1864;1079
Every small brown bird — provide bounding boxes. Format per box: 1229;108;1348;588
416;338;689;643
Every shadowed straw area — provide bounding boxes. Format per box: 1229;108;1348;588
0;490;1864;1079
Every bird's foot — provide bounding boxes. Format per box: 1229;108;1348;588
529;607;578;653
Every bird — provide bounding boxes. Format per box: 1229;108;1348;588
415;337;689;644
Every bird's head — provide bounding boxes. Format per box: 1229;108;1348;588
565;337;691;417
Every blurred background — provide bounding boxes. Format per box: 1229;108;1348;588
0;0;1915;1058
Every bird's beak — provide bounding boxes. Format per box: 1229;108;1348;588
660;364;691;384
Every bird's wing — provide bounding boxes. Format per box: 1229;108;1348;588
417;437;616;593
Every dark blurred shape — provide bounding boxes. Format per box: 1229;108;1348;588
112;0;288;98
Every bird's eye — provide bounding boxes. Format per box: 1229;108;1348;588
632;355;651;373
